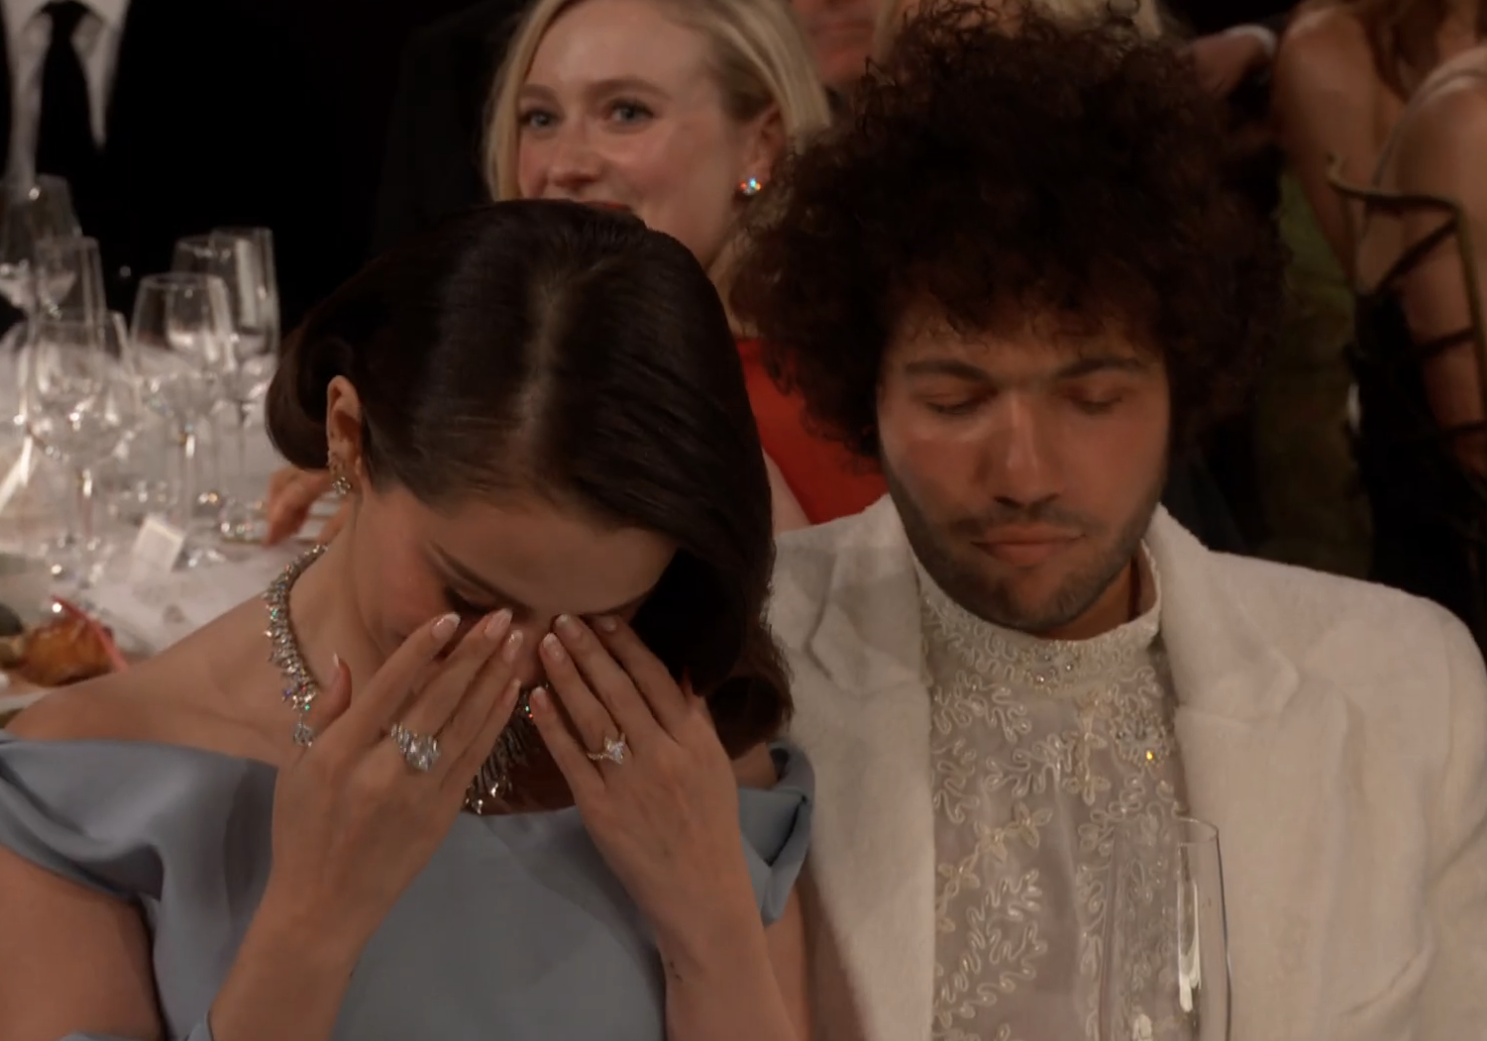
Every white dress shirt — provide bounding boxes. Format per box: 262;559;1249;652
919;550;1184;1041
1;0;129;179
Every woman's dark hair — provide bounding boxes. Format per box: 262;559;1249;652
267;200;787;754
732;0;1286;458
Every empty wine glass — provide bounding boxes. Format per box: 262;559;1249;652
0;176;80;315
1101;816;1230;1041
23;314;139;588
130;273;234;567
33;235;105;320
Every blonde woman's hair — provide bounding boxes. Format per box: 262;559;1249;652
874;0;1168;55
485;0;833;204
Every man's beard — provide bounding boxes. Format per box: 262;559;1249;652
883;459;1166;635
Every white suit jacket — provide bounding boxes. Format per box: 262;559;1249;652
771;497;1487;1041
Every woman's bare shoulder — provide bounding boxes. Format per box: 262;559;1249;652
6;664;185;744
1274;6;1378;102
1395;67;1487;198
5;638;272;761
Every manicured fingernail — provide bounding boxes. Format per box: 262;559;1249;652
529;686;550;713
331;651;343;675
554;614;580;636
483;608;513;640
541;632;566;662
503;676;523;708
501;629;524;664
431;613;460;641
594;615;618;633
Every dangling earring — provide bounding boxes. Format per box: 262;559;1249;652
737;177;762;198
328;453;353;497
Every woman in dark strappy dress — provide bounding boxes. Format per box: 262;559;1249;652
1330;46;1487;645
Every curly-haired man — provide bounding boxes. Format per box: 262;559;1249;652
734;5;1487;1040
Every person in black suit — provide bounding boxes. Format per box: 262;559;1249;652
0;0;347;328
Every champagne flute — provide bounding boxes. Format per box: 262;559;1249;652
211;227;278;542
23;315;138;588
1101;816;1231;1041
130;273;234;567
171;236;230;521
172;229;279;541
210;227;279;356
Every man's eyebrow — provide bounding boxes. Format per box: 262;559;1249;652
901;353;1151;383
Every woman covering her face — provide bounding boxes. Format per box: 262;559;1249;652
0;201;811;1041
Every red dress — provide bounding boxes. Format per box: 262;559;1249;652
736;338;887;524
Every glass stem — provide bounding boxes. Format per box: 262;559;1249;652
208;410;224;500
235;401;251;505
74;465;94;548
175;425;197;531
73;464;95;584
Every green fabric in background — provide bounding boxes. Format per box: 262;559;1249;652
1252;171;1373;578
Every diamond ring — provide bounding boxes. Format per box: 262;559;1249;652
390;722;441;772
586;733;629;765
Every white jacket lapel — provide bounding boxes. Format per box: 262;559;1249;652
1150;511;1353;1041
777;500;937;1041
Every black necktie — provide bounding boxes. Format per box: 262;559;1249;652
35;2;99;203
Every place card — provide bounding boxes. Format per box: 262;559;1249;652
128;514;188;580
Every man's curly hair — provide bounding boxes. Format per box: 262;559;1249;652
731;0;1286;459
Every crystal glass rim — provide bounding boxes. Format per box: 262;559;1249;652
212;226;273;241
35;233;99;251
29;310;127;332
1170;815;1220;846
137;272;227;291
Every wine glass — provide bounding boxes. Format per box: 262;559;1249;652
172;229;279;541
1101;815;1231;1041
0;176;80;315
23;315;139;588
129;273;234;567
33;235;105;320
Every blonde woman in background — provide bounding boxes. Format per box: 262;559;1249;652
487;0;891;528
268;0;869;540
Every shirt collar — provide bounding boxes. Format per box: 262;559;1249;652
914;543;1164;685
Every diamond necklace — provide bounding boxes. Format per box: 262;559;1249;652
264;545;533;813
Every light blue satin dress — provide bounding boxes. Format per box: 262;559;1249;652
0;732;812;1041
